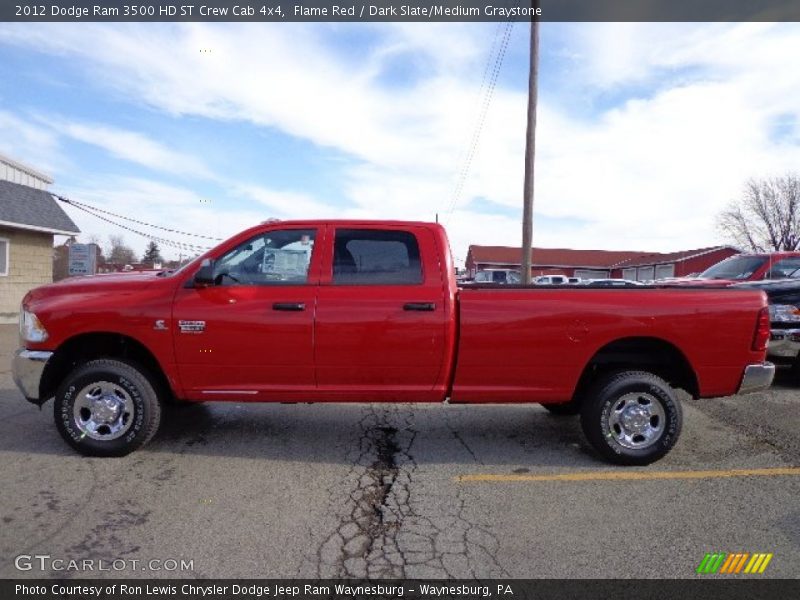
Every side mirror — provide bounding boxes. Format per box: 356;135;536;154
193;259;215;288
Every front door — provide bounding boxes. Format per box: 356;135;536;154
172;227;321;401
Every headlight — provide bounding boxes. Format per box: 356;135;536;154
769;304;800;323
19;309;49;343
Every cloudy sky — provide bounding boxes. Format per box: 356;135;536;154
1;22;800;263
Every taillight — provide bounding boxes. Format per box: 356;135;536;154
752;306;770;352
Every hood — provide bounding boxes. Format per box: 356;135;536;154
24;271;167;304
733;279;800;304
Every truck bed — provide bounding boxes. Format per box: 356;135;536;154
450;285;767;403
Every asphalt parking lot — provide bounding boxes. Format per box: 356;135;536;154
0;325;798;579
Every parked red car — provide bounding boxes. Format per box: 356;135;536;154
665;252;800;286
13;220;774;465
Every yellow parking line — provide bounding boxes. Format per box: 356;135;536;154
455;466;800;483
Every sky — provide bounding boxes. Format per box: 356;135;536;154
1;22;800;264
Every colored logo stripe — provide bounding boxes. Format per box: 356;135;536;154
697;553;726;574
744;553;773;574
697;552;773;574
719;553;749;573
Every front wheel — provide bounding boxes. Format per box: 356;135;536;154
54;359;162;457
580;371;682;466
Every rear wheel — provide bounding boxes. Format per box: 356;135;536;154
54;359;162;457
580;371;682;466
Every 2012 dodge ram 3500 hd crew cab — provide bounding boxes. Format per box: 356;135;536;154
13;220;775;464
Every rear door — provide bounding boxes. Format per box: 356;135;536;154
314;226;448;401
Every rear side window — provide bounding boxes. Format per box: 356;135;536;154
767;257;800;279
332;229;422;285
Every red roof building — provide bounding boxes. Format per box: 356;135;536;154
465;245;740;281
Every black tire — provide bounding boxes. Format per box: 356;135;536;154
54;359;162;457
580;371;682;466
541;402;581;416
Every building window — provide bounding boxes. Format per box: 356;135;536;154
575;269;609;280
0;238;8;276
622;268;637;280
637;266;655;281
655;264;675;280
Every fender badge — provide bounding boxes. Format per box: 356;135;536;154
179;320;206;334
154;319;168;331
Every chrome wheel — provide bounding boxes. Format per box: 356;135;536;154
607;392;665;450
72;380;135;441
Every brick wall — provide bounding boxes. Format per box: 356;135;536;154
0;226;54;323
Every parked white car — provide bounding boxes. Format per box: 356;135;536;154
472;269;521;284
534;275;568;285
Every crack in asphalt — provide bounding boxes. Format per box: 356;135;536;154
313;405;508;578
0;458;100;578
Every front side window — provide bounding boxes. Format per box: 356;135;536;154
332;229;422;285
213;229;315;285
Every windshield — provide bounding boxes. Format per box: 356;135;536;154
700;256;766;280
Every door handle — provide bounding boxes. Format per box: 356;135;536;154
403;302;436;311
272;302;305;311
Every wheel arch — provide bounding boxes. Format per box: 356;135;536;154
573;336;699;403
40;332;175;403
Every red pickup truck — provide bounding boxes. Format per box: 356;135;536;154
13;220;775;465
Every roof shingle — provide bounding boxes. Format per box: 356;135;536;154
0;180;80;234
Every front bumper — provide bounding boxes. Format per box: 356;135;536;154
768;328;800;360
12;349;53;402
738;362;776;395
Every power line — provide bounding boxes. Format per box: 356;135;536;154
54;194;224;241
62;199;213;253
444;16;518;224
445;21;504;203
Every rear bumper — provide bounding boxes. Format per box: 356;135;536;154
737;362;776;395
12;349;52;403
768;328;800;359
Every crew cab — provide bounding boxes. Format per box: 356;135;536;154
13;220;775;465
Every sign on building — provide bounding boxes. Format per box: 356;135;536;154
68;243;97;276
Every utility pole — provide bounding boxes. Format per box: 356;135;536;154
521;8;540;284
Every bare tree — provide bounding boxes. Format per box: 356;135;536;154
718;175;800;251
107;234;136;265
